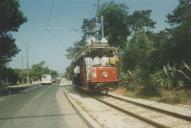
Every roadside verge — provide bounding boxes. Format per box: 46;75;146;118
0;83;41;96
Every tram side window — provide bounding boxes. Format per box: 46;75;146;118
84;56;93;66
93;55;101;66
100;54;109;66
87;50;118;67
109;51;118;66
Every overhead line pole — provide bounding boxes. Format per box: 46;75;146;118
21;51;24;84
26;45;29;84
27;47;29;84
21;51;24;69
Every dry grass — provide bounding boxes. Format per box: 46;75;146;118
113;86;191;105
157;89;186;104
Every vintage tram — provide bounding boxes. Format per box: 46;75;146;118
72;42;119;92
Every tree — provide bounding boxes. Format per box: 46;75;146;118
0;35;19;66
64;64;74;80
125;31;154;71
99;1;130;48
128;10;156;32
65;2;155;60
169;22;191;64
0;67;19;85
99;2;155;48
0;0;27;66
146;30;172;68
166;0;191;64
30;61;58;81
65;41;85;60
81;18;97;37
5;68;19;84
167;0;191;26
30;62;44;80
50;70;58;78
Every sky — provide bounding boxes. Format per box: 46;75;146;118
10;0;179;73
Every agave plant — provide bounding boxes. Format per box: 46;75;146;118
163;62;191;87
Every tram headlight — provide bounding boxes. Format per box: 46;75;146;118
102;71;108;78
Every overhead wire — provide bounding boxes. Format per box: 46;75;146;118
45;0;56;29
96;0;101;20
88;2;97;19
45;0;100;32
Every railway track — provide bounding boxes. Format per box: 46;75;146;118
93;93;191;128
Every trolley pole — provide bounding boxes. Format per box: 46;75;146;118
101;16;104;38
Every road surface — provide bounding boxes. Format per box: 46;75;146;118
0;85;89;128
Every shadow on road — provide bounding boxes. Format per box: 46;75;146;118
0;88;26;96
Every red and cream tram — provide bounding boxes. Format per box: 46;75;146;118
72;42;119;92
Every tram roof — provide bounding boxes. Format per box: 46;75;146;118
84;43;118;51
72;43;118;64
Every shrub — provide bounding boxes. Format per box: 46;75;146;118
149;70;173;89
163;62;191;88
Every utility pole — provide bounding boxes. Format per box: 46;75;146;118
21;51;24;84
26;46;29;84
21;51;24;69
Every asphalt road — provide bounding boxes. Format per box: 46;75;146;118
0;85;89;128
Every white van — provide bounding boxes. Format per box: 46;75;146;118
41;74;52;85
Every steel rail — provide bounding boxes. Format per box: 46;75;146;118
94;96;170;128
104;93;191;122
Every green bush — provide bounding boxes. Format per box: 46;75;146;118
163;62;191;88
149;70;173;89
